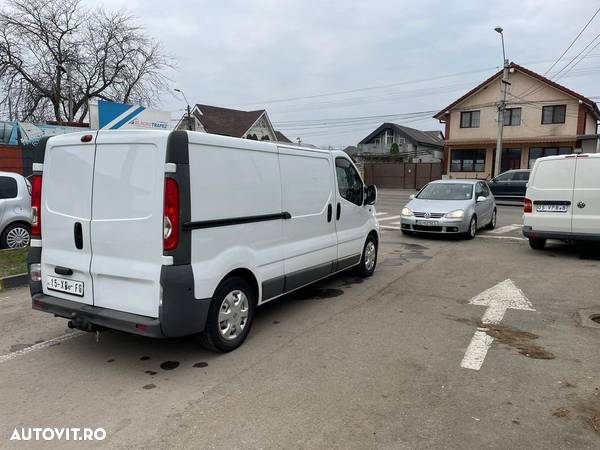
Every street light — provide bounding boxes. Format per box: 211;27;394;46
174;88;193;131
493;26;510;177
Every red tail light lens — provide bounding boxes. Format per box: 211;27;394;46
524;198;532;214
31;175;42;237
163;178;180;252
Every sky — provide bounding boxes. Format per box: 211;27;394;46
87;0;600;147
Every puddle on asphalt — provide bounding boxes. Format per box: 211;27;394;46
160;361;180;370
381;242;431;267
291;288;344;300
453;318;555;360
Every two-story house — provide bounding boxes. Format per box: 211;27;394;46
434;63;600;178
357;123;444;162
176;104;291;142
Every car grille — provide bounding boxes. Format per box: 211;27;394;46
413;212;445;219
413;225;443;232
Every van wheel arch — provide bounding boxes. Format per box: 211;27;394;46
216;268;259;305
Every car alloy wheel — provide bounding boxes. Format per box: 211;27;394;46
6;226;30;248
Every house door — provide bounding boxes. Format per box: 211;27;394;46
501;148;522;172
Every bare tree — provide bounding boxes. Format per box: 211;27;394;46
0;0;173;123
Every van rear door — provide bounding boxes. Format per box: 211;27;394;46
527;157;576;233
41;133;96;305
571;155;600;236
90;131;168;318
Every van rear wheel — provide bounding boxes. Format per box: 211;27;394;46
529;237;546;250
199;277;255;353
356;235;378;277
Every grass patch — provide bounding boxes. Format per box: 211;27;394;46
0;247;28;278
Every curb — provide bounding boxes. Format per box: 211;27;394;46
0;273;28;291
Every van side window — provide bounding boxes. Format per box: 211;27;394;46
0;176;17;199
335;158;363;206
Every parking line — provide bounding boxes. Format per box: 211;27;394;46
377;215;401;222
479;235;526;241
381;225;400;230
376;212;388;216
0;331;86;365
489;224;521;234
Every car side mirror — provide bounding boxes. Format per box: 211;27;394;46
476;196;487;203
409;194;416;200
364;185;377;205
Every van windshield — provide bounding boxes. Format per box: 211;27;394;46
417;183;473;200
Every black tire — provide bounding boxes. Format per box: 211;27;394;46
356;235;378;277
529;237;546;250
464;216;477;240
199;276;255;353
485;209;497;230
0;222;31;249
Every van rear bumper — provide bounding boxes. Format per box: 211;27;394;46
523;226;600;242
29;264;211;338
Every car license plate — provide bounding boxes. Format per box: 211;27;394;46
536;204;568;213
46;276;84;297
416;220;440;227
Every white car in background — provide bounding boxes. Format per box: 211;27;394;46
0;171;31;248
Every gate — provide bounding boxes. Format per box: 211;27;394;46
363;161;442;190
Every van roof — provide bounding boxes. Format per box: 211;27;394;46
535;153;600;163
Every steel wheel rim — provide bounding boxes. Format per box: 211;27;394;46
6;227;30;248
218;290;249;340
364;241;376;271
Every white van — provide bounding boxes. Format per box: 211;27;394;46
523;153;600;249
28;130;379;351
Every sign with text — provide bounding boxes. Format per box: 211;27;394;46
89;100;171;130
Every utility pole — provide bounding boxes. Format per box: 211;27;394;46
494;26;510;177
174;88;193;131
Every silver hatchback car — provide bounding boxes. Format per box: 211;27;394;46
0;171;32;248
400;179;496;239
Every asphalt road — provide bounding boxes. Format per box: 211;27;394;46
1;190;599;449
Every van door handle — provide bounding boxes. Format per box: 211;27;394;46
74;222;83;250
336;203;341;220
55;266;73;276
327;204;332;222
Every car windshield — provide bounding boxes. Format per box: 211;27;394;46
417;183;473;200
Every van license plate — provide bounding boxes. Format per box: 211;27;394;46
536;204;568;213
46;276;84;297
416;220;440;227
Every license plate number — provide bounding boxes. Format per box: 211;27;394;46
416;220;440;227
536;204;568;213
46;276;84;297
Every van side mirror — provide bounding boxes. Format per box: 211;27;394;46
409;194;416;200
364;185;377;205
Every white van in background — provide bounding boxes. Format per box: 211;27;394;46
28;130;379;352
523;153;600;249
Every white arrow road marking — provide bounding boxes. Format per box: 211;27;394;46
489;224;522;234
0;331;86;365
377;215;401;222
460;279;535;371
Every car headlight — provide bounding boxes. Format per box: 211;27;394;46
401;207;414;217
445;209;465;218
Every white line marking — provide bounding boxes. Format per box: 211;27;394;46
376;212;388;216
489;224;521;234
381;225;400;230
390;221;401;225
0;331;86;364
479;235;526;241
377;215;401;222
460;279;535;371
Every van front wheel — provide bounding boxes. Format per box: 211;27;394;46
356;235;378;277
199;277;255;352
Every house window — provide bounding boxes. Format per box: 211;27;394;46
541;105;566;124
501;148;522;172
386;132;394;145
528;147;572;168
374;138;381;145
450;149;486;172
460;111;480;128
397;137;406;145
503;108;521;126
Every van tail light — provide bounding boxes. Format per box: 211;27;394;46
524;198;533;214
31;175;42;237
163;178;180;252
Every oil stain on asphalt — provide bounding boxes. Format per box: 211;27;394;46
160;361;180;370
142;384;156;390
381;242;431;268
193;362;208;368
291;288;344;300
453;318;555;360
